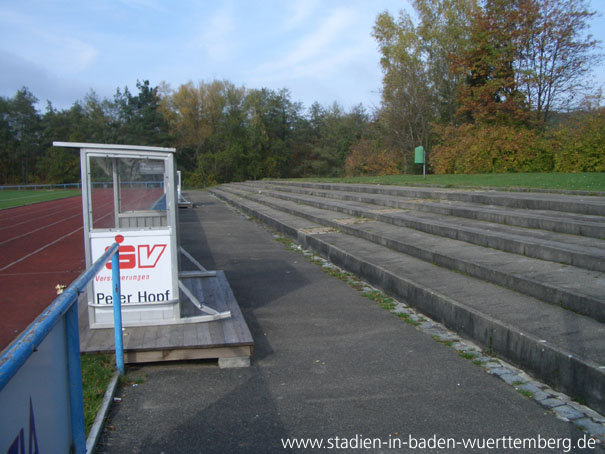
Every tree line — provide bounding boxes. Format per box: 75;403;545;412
0;80;370;186
1;0;603;186
372;0;604;174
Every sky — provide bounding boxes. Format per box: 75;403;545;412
1;0;605;113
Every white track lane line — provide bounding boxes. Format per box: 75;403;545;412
0;226;83;272
0;207;82;231
0;198;81;223
0;212;81;245
0;210;113;272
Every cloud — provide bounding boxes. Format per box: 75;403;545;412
251;8;361;82
198;5;238;61
0;5;98;74
283;0;320;30
0;50;93;108
115;0;169;13
46;36;99;72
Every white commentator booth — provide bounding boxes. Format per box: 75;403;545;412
53;142;231;328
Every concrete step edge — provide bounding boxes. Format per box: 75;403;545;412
222;184;605;322
246;182;605;240
265;181;605;216
209;186;605;415
233;183;605;273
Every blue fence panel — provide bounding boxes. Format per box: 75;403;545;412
0;242;122;454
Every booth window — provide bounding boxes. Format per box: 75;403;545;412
89;156;168;230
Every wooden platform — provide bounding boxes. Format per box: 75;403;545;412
79;271;253;365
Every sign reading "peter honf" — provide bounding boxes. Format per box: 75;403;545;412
90;231;174;307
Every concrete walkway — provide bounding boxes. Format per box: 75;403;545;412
96;191;602;453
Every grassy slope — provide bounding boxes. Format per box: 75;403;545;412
0;189;81;210
294;173;605;192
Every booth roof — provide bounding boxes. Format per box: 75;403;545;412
52;142;176;153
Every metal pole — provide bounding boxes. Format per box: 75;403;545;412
112;251;125;375
66;302;86;454
423;149;426;179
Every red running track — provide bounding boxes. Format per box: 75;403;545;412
0;189;165;352
0;196;87;352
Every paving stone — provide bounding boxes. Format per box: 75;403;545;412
471;356;490;364
531;390;552;402
553;405;585;421
485;365;509;376
423;328;446;337
418;321;434;330
498;373;525;386
574;418;605;439
541;398;566;408
516;383;542;394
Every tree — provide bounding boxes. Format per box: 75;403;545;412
0;96;15;183
373;1;476;171
413;0;477;123
244;88;302;180
515;0;600;124
456;0;600;126
373;9;435;169
454;0;531;125
0;88;41;184
160;80;228;184
304;102;367;177
115;80;172;146
38;103;81;183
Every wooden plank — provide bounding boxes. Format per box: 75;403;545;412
80;272;253;361
217;271;253;344
167;321;185;348
221;317;239;346
183;323;199;348
123;326;146;350
206;315;226;347
141;323;160;350
124;345;251;363
83;328;114;353
194;319;213;347
151;325;172;349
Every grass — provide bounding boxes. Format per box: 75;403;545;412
0;189;81;210
81;353;116;436
294;172;605;192
457;350;478;360
362;290;397;311
432;335;455;347
517;389;535;399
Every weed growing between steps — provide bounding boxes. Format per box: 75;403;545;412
271;232;605;444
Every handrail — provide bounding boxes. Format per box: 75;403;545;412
0;241;121;454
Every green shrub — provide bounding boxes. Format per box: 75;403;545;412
552;108;605;172
431;123;553;174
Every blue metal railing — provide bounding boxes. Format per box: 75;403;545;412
0;242;123;454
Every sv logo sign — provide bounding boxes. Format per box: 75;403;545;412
105;235;167;270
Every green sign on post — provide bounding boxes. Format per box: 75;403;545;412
414;146;424;164
414;145;426;178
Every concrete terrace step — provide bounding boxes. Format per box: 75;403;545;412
221;183;605;322
209;184;605;414
266;181;605;216
259;182;605;239
236;182;605;274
